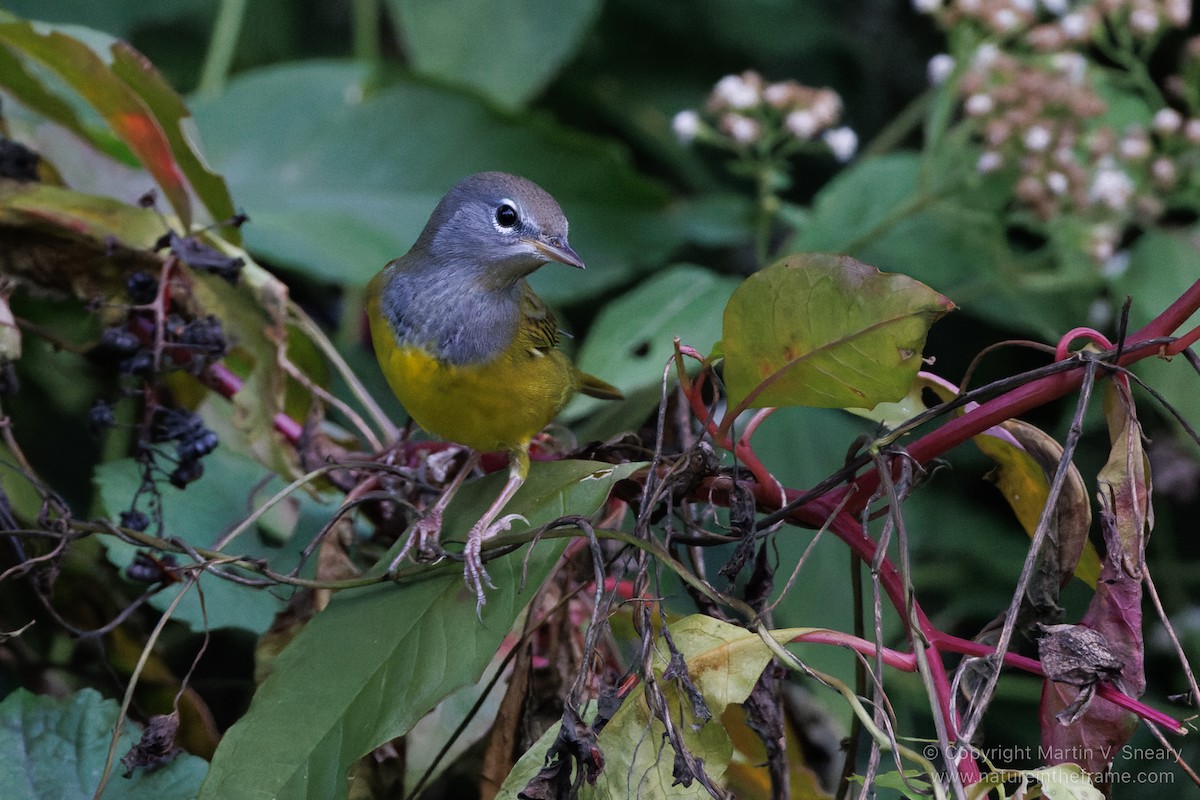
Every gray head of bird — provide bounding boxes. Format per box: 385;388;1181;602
414;172;585;289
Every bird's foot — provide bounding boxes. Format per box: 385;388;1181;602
386;509;445;575
415;511;448;562
463;513;527;615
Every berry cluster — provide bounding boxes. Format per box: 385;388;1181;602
92;396;221;513
95;272;228;379
90;263;232;548
149;406;220;488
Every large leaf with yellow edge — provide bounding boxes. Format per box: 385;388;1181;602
721;254;953;411
975;420;1100;589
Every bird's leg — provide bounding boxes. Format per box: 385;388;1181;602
388;450;480;574
463;448;530;613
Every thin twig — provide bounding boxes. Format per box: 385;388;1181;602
1143;570;1200;733
280;356;383;451
288;301;397;442
93;575;197;799
957;357;1098;745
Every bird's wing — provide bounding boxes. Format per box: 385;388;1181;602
519;283;624;400
518;281;561;354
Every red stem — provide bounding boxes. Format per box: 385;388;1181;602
204;363;303;444
786;627;1182;733
679;360;785;506
930;631;1183;733
686;279;1200;784
844;276;1200;514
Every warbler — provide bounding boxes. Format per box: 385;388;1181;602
366;172;621;609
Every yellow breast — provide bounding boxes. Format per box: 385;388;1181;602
368;289;580;453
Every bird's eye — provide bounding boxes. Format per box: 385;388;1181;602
495;203;519;229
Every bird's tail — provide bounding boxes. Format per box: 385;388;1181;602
578;372;623;401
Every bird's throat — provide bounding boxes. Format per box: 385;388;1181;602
382;268;520;366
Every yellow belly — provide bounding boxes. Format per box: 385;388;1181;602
369;308;579;452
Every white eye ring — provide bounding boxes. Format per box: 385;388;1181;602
494;199;519;231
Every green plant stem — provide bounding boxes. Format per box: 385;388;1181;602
1092;23;1165;108
350;0;381;66
861;86;935;160
754;163;778;268
197;0;248;97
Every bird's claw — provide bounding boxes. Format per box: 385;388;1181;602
463;514;528;614
413;513;445;563
386;509;445;575
462;534;494;617
492;513;528;532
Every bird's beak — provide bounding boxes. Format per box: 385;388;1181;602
525;236;586;270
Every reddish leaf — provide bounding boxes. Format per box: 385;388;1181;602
0;18;192;225
109;42;238;237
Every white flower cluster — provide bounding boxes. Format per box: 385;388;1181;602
914;0;1190;42
673;71;858;162
921;4;1200;266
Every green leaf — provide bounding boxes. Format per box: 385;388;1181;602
1029;763;1103;799
851;769;934;799
190;62;675;304
790;154;923;254
852;203;1015;321
95;446;326;634
1091;70;1155;132
665;194;757;248
565;264;740;437
1113;231;1200;443
200;459;642;800
0;36;95;141
400;649;510;795
497;615;805;798
1119;229;1200;331
385;0;601;110
721;253;954;411
0;15;192;224
0;688;207;799
790;153;1081;337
